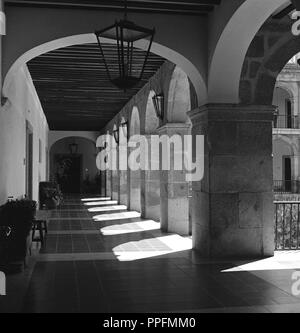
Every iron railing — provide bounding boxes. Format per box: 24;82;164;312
274;180;300;194
273;115;299;129
275;201;300;250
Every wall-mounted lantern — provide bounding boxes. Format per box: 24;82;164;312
120;120;128;139
113;128;120;145
69;141;78;154
152;93;164;120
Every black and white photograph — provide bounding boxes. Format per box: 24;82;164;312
1;0;300;318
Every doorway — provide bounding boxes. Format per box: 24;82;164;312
54;154;82;194
25;121;33;199
283;156;292;192
286;99;292;128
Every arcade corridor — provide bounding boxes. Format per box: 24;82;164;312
4;0;300;315
1;196;300;313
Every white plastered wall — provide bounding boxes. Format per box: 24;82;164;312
0;64;49;204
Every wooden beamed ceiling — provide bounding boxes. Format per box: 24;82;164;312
19;1;221;131
27;43;166;131
5;0;221;16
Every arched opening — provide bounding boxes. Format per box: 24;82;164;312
209;0;288;103
273;86;295;129
167;66;191;123
158;66;192;236
50;136;99;195
141;90;160;222
119;117;129;207
3;34;205;106
129;107;141;213
234;8;300;254
273;136;297;194
145;90;159;134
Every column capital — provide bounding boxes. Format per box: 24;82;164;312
188;104;275;125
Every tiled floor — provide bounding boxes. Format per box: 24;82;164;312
2;195;300;313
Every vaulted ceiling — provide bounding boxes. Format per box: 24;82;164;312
27;44;166;131
5;0;221;16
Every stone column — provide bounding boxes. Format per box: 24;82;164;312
188;104;275;259
128;136;141;212
111;143;119;201
106;170;112;198
129;169;141;212
141;135;160;222
157;123;191;235
119;139;128;206
100;171;106;196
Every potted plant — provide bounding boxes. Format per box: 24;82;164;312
44;187;62;209
0;199;36;272
39;182;63;209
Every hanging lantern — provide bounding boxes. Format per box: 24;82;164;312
152;93;164;120
95;0;155;91
69;141;78;154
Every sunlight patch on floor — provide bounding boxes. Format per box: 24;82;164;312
84;200;118;206
100;220;160;235
113;234;192;261
81;197;111;202
92;211;141;222
222;251;300;272
88;205;127;212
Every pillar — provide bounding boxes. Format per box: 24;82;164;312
157;123;190;235
128;136;141;212
111;142;119;201
100;171;106;196
106;170;112;198
188;104;275;259
129;169;141;212
119;139;128;206
141;135;160;222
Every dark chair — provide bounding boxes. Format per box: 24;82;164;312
31;210;49;247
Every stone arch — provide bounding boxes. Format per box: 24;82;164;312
3;34;206;106
167;66;191;123
49;136;98;193
145;90;159;134
209;0;289;103
49;131;99;150
129;107;141;212
239;13;300;104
